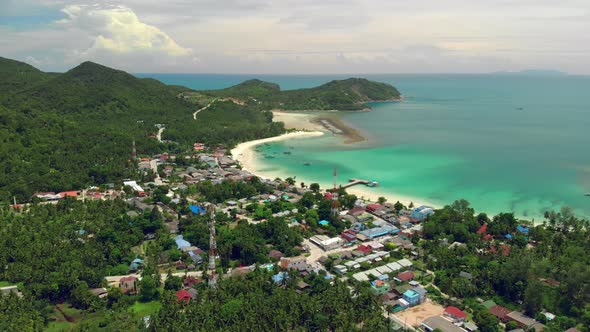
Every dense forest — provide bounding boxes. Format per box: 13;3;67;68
191;77;402;111
422;200;590;331
0;57;284;201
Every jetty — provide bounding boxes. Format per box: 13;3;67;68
342;178;379;189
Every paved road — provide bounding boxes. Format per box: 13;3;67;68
193;100;217;119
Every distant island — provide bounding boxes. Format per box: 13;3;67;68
183;78;402;111
491;69;568;77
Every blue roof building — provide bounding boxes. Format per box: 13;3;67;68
517;225;529;234
403;289;421;306
358;224;399;240
411;206;434;221
505;234;513;239
319;220;330;226
190;205;206;215
272;272;289;284
175;235;191;249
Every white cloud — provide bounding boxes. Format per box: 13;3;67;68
58;4;192;57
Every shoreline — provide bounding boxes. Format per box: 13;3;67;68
230;121;436;209
272;110;366;144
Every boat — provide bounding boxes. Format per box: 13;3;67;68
516;107;524;110
283;151;292;155
303;162;311;166
585;193;590;197
366;181;380;187
264;155;275;159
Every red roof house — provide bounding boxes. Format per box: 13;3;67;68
348;207;365;216
366;204;384;212
396;271;415;282
340;230;357;242
444;306;467;322
357;245;373;254
119;276;138;294
476;223;488;234
488;305;512;322
183;276;202;288
60;191;80;198
176;289;192;303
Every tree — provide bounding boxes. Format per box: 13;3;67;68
377;196;387;205
139;275;160;302
409;201;414;209
164;271;183;291
310;183;320;192
393;201;404;212
285;177;295;186
300;182;306;188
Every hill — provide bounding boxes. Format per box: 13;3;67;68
199;77;401;111
0;58;284;200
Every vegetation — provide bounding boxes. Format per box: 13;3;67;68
422;200;590;331
0;57;284;201
194;77;401;111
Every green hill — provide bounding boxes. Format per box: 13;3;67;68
0;58;284;200
201;77;401;111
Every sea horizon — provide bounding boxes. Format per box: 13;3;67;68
139;73;590;220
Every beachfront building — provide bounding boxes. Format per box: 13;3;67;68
411;205;434;221
309;235;344;251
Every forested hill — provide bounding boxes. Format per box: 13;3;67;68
196;77;402;111
0;58;284;201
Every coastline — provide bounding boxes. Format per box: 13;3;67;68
231;112;436;209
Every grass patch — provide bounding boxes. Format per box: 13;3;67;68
0;281;13;287
129;301;162;317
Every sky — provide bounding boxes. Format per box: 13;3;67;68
1;0;589;74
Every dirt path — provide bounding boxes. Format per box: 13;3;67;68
193;100;217;119
55;305;75;323
156;127;165;142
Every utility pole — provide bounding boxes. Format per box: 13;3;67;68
207;204;218;289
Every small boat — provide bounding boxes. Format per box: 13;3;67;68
289;146;295;149
303;162;311;166
283;151;292;155
264;155;275;159
516;107;524;110
585;193;590;197
366;181;380;187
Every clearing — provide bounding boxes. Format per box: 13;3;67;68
393;300;445;328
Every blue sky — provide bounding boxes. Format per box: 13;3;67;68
1;0;589;74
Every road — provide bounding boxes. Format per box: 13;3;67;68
156;127;165;142
150;159;163;185
193;100;217;119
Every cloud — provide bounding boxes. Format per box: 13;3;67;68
58;4;192;58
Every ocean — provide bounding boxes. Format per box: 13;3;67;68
137;73;590;219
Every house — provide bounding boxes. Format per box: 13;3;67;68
396;271;415;282
0;285;22;297
402;289;420;306
89;288;108;299
516;225;529;235
268;250;283;260
488;305;512;322
357;225;399;241
59;191;80;198
459;271;473;280
370;280;390;295
309;235;344;251
421;316;466;332
176;289;192;303
506;311;545;331
333;265;348;274
412;286;428;304
357;245;373;254
128;258;144;273
348;207;365;216
189;205;206;215
280;257;307;270
340;230;357;242
411;206;434;221
366;204;384;212
444;306;467;322
476;223;488;235
183;276;202;288
119;276;138;294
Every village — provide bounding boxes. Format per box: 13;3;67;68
8;142;561;332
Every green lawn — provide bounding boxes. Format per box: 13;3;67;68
45;321;72;332
129;301;162;317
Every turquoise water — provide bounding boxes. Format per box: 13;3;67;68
138;73;590;219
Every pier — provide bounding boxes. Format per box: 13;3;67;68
342;178;379;189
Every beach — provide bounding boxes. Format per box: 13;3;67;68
231;113;434;208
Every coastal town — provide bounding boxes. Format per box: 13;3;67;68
3;138;562;332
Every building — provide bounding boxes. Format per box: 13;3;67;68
370;280;390;295
309;235;344;251
411;205;434;221
488;305;512;322
357;225;399;241
176;289;192;303
119;276;138;294
402;289;420;306
0;285;22;297
128;258;144;272
421;316;466;332
506;311;545;331
89;288;108;299
444;306;467;322
396;271;415;282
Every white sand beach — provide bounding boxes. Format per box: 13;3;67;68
231;128;435;209
271;111;326;132
231;131;325;174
